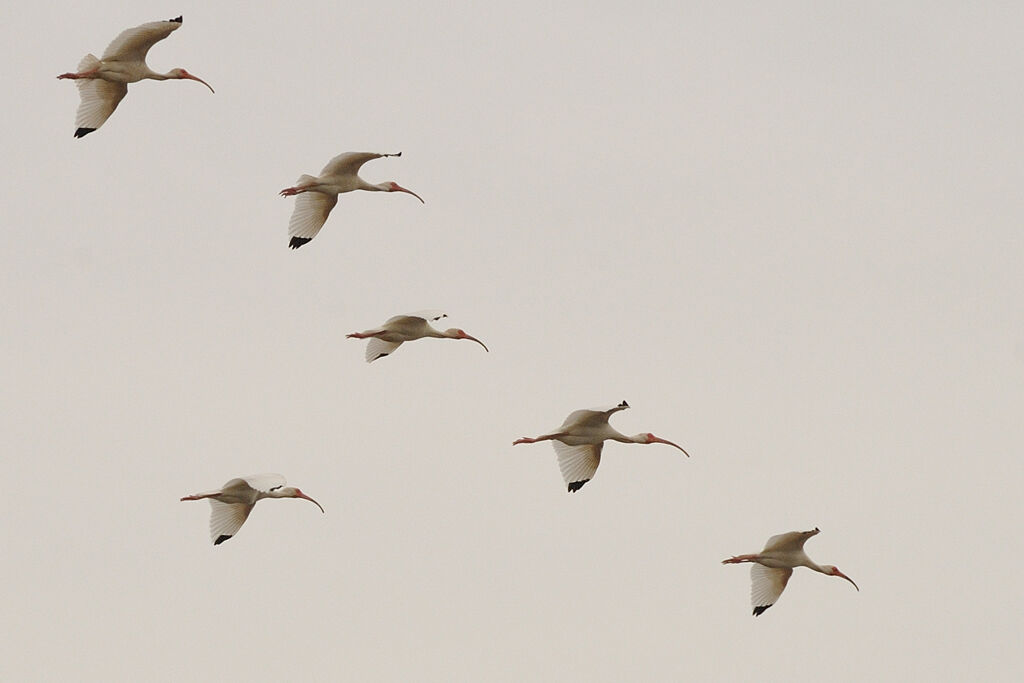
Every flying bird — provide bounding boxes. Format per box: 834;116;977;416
722;527;859;616
180;474;324;545
280;151;424;249
57;16;214;138
512;401;689;492
347;311;488;362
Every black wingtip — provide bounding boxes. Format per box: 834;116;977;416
567;480;589;492
169;16;183;23
289;236;312;249
213;534;232;546
753;605;771;616
74;127;95;138
618;400;629;408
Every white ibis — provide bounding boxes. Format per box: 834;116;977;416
279;151;424;249
512;401;690;492
57;16;214;138
180;474;324;545
722;527;859;616
346;311;488;362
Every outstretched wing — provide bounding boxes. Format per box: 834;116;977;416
750;564;793;616
287;186;338;249
73;71;127;138
320;151;396;177
102;17;183;62
239;474;287;493
208;499;254;545
559;402;629;430
553;441;603;492
762;527;820;552
366;338;402;362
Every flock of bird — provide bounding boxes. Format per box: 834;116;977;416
59;16;859;617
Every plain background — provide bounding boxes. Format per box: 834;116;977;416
2;2;1022;680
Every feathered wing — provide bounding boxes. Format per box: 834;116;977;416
208;499;253;545
238;473;287;493
750;564;792;616
287;179;338;248
366;338;402;362
72;55;127;138
553;441;603;492
763;528;819;553
102;17;182;62
559;402;629;430
320;151;389;177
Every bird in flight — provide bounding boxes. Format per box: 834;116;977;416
180;474;324;545
280;151;423;249
346;311;488;362
512;401;690;492
722;527;859;615
57;16;214;138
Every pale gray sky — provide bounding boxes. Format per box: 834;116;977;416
2;2;1022;681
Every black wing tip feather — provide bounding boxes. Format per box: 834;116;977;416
618;400;629;408
169;16;183;23
289;237;312;249
213;534;232;546
74;127;96;138
752;605;771;616
567;480;589;492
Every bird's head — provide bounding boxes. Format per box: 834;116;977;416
824;565;859;591
635;432;690;457
167;68;215;93
277;487;325;513
445;328;489;352
385;181;424;203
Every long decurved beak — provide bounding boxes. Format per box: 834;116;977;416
652;436;690;457
463;334;489;352
393;183;424;203
185;74;215;93
297;492;325;513
836;570;859;591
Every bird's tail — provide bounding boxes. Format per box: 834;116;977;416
294;173;317;185
76;53;100;73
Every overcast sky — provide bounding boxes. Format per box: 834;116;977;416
2;2;1023;681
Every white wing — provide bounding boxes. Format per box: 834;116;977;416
366;338;402;362
239;473;287;493
400;310;448;323
72;55;127;137
559;402;629;430
102;17;182;62
553;441;603;492
320;151;393;177
208;499;254;545
763;528;819;552
287;186;338;247
750;564;792;616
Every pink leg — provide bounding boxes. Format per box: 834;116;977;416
57;68;100;80
721;554;760;564
180;493;221;502
279;185;311;197
512;433;568;445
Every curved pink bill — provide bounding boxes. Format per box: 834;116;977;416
297;492;325;513
185;74;215;93
651;436;690;457
836;570;859;591
393;183;424;203
462;334;489;352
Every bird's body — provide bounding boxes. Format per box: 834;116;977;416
347;311;488;362
280;151;424;249
180;474;323;545
57;16;214;138
722;527;859;615
512;401;690;492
